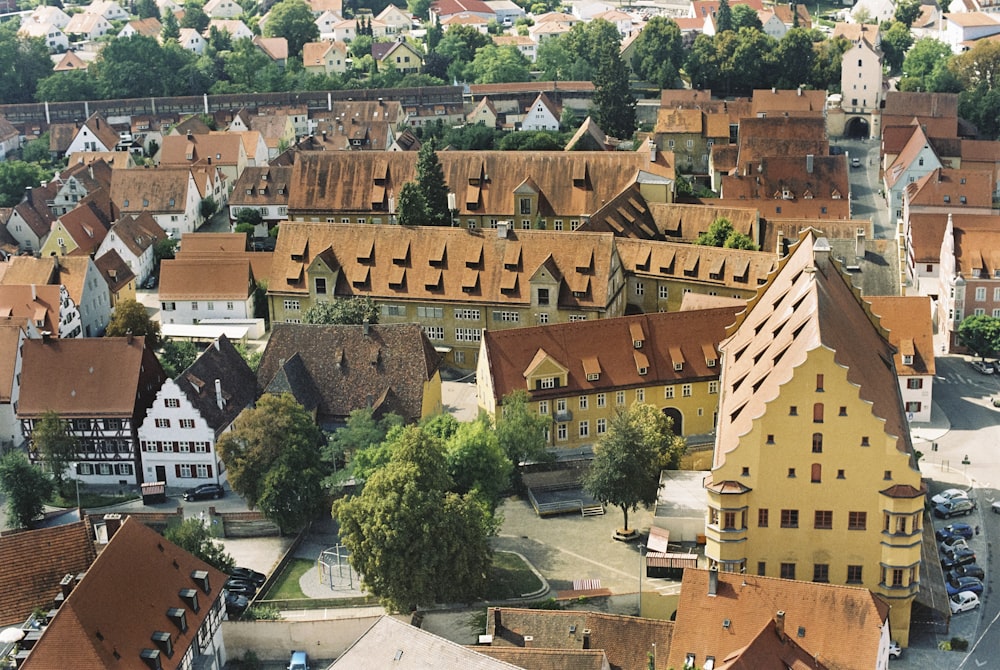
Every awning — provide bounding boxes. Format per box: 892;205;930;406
646;553;698;569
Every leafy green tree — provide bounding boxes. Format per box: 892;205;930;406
415;139;451;226
893;0;922;27
35;70;97;102
445;417;512;511
0;23;53;104
630;16;684;88
728;27;776;95
160;340;198;377
0;452;52;528
694;217;758;250
324;408;404;482
235;207;263;229
420;413;459;440
498;131;565;151
105;299;162;348
136;0;159;18
217;393;327;531
469;44;530;84
495;390;551;476
731;3;762;31
302;296;379;324
396;180;429;226
564;19;621;79
0;161;50;208
950;39;1000;90
162;9;181;40
810;34;850;90
220;37;277;92
715;0;733;32
29;411;78;495
959;84;1000;140
583;403;682;532
333;426;496;611
900;38;954;92
263;0;318;57
180;0;210;31
408;0;431;20
436;25;492;82
154;238;178;270
422;51;450;80
350;34;374;60
21;133;51;165
536;34;573;81
164;518;235;572
199;196;219;220
772;28;815;90
444;124;501;150
685;33;722;91
90;35;193;98
958;314;1000;360
880;21;913;74
592;41;635;139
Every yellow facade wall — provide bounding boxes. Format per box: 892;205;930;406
420;371;444;419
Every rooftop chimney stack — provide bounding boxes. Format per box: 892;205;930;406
709;568;719;596
806;154;814;174
215;379;224;410
775;611;787;642
363;318;370;336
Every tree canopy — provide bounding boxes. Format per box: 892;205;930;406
958;314;1000;360
106;299;162;349
164;518;235;572
0;452;52;528
302;296;379;325
216;393;327;532
0;23;52;105
630;17;684;88
29;411;78;495
495;390;552;476
445;416;512;511
0;161;52;208
415;139;451;226
323;407;404;487
159;340;198;377
694;217;758;249
333;425;496;611
263;0;319;57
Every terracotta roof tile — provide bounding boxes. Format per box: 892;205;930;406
907;167;993;208
110;167;194;214
867;296;935;376
93;248;134;293
106;211;167;257
0;256;57;286
159;257;253;300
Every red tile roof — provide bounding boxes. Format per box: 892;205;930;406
866;296;935;376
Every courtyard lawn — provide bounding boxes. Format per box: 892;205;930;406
485;551;543;600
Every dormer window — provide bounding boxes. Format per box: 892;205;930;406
166;608;187;633
902;354;913;365
140;649;162;670
152;632;173;658
179;588;199;612
191;570;210;594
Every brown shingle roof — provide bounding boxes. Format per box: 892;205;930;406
667;569;887;670
0;284;63;334
159;132;244;167
907;167;994;208
0;323;23;402
0;521;97;628
55;256;94;307
159;257;253;300
474;647;608;670
178;335;259;435
93;248;134;293
176;232;247;255
110;167;193;214
0;256;57;286
257;322;440;423
13;185;57;240
106;211;167;257
21;518;225;670
72;113;121;154
867;296;935;376
228;166;292;207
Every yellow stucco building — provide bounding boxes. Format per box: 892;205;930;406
704;231;924;646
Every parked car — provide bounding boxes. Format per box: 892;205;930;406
948;563;985;581
889;641;901;660
143;274;157;289
946;575;984;596
230;567;266;587
970;359;994;375
225;592;248;617
288;651;309;670
934;498;976;519
939;534;972;552
942;538;971;555
942;547;977;570
932;488;970;505
950;591;981;614
993;500;1000;514
851;157;861;168
224;577;257;597
936;523;974;542
183;483;225;501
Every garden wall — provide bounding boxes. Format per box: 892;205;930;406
221;615;405;661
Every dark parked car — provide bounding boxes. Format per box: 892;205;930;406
183;483;225;501
934;498;976;519
936;523;975;542
946;576;984;596
225;592;248;617
224;577;257;597
948;564;985;581
230;567;266;587
942;547;977;570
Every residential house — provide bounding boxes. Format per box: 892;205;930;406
429;0;495;25
157;0;181;13
371;38;422;74
302;40;350;75
666;569;891;670
96;212;167;287
28;5;71;28
840;37;883;123
867;296;935;423
850;0;894;23
309;99;404;151
39;189;114;258
257;322;443;427
467;96;501;128
750;87;826;118
306;0;344;16
314;9;343;38
0;323;28;448
18;18;68;51
481;608;673;669
519;92;560;132
110;167;205;237
246;113;296;160
704;230;924;644
881;91;959;139
117;16;162;38
63;12;112;41
138;335;256;487
0;116;19;163
253;36;288;69
268;223;626;369
330;17;357;42
0;284;81;338
6;184;57;253
884;124;944;224
376;4;413;34
64;114;120;158
227;166;291;227
158;131;251;187
19;336;167;486
961;139;1000;196
0;521;97;628
178;28;208;54
572;0;613;20
939;214;1000;351
942;12;1000;52
158;257;255;326
477;307;740;452
492;34;536;62
204;19;254;40
204;0;243;18
93;249;136;307
56;255;113;337
485;0;525;24
20;517;228;670
440;12;490;31
85;0;129;21
720;155;850;220
49;158;113;216
52;50;89;72
591;8;636;36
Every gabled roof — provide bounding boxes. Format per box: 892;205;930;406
55;190;115;254
713;231;913;468
431;0;495;15
110;167;193;214
723;155;849;203
618;238;775;290
159;131;245;167
655;107;703;134
56;255;98;307
483;308;740;402
21;518;226;670
123;16;162;36
258;322;440;424
71;113;120;154
253;35;288;61
564;116;608;151
106;212;167;257
93;248;134;293
177;232;247;254
907;212;998;265
159;258;253;300
0;256;58;286
19;337;163;417
0;521;97;628
667;569;887;670
12;185;57;239
0;284;63;335
952;223;1000;278
866;296;935;376
485;607;674;670
332;615;521;669
885;124;937;188
907;167;994;208
735;117;828;170
715;619;831;670
53;50;88;71
176;335;259;435
474;647;608;670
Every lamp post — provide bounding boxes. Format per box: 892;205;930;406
638;543;646;616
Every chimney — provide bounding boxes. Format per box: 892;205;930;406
187;132;193;140
363;318;370;336
797;86;802;96
775;611;787;642
103;513;123;539
30;284;36;302
215;379;224;410
60;573;75;597
497;221;509;239
523;635;533;648
648;137;657;162
494;609;502;633
709;568;719;596
582;629;591;649
127;330;133;345
855;227;866;260
806;154;813;174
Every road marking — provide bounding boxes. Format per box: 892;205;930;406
975;660;986;667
